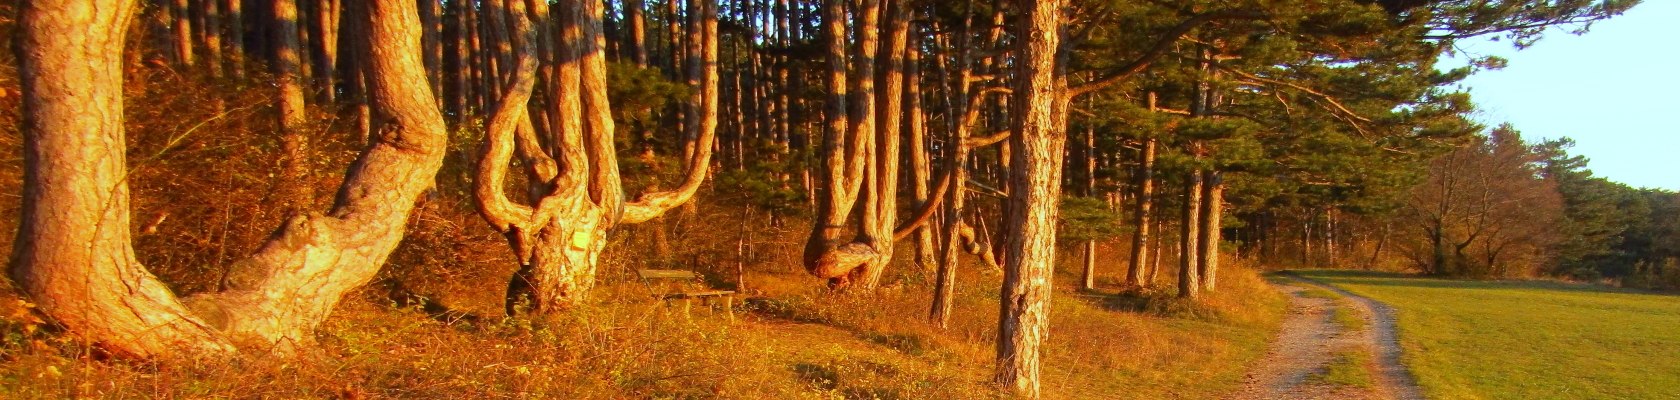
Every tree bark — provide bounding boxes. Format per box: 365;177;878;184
203;0;224;78
1127;102;1158;287
13;0;450;357
995;0;1062;396
271;0;314;215
906;27;936;272
1198;170;1223;291
1080;122;1097;291
223;0;244;77
626;0;648;67
173;0;195;66
1178;170;1203;299
482;0;719;312
307;0;340;102
419;0;443;102
930;6;977;328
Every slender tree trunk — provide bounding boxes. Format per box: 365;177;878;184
1178;170;1202;299
203;0;224;78
1080;122;1097;291
626;0;648;66
1198;170;1223;291
1149;214;1163;284
995;0;1061;396
173;0;195;66
271;0;313;214
419;0;442;102
930;5;976;328
443;0;466;124
307;0;339;102
908;29;935;271
1127;94;1159;287
224;0;244;77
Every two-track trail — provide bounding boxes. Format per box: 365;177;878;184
1228;274;1424;400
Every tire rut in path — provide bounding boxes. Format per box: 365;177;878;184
1228;275;1423;400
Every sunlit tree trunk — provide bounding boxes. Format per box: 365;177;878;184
271;0;313;214
995;0;1062;396
1198;170;1223;291
173;0;194;66
1178;170;1203;299
1080;124;1097;291
479;0;719;312
907;29;936;271
203;0;223;78
13;0;450;357
1127;96;1159;288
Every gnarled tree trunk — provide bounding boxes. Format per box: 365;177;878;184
12;0;450;358
477;0;720;313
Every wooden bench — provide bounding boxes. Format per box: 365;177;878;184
638;269;736;322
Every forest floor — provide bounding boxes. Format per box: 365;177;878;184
1230;274;1423;400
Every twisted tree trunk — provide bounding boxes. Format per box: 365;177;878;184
12;0;450;358
477;0;719;313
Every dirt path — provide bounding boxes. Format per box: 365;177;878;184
1228;275;1424;400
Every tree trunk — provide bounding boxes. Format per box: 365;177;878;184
1198;170;1223;291
856;0;908;288
173;0;195;66
1178;170;1202;299
906;28;936;272
483;0;719;312
1127;102;1158;287
1079;119;1097;291
995;0;1061;396
13;0;450;357
271;0;313;215
801;0;875;288
930;6;977;328
224;0;244;77
307;0;339;102
626;0;648;67
203;0;224;78
418;0;443;102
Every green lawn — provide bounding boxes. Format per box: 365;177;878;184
1296;270;1680;400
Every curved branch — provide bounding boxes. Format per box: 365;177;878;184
963;129;1011;148
893;168;954;240
473;0;540;233
622;0;718;224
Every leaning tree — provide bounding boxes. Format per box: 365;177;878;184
10;0;449;357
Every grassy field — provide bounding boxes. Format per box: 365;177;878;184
1297;270;1680;400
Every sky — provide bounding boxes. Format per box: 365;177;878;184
1439;0;1679;191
